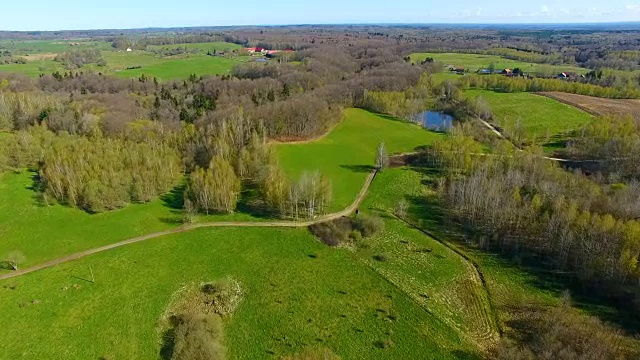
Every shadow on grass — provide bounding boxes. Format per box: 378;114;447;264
161;184;186;210
403;164;640;336
340;164;374;173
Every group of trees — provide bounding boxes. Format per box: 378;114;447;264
7;125;182;212
55;49;105;69
566;116;640;179
430;134;640;314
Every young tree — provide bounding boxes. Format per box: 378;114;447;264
394;199;409;219
375;141;389;171
187;156;241;214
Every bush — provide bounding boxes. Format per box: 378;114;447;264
171;314;225;360
309;215;385;246
355;215;385;237
309;218;352;246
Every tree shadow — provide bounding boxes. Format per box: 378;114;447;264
340;164;374;173
161;184;186;210
0;261;15;271
159;325;177;360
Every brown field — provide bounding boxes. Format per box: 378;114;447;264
539;92;640;120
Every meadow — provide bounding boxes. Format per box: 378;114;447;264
276;108;443;211
0;165;483;359
146;41;243;53
0;41;249;81
464;89;593;150
411;52;588;76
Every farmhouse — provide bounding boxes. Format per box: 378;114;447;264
557;72;578;80
126;48;132;52
244;47;266;54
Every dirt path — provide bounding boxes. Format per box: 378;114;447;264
0;171;377;281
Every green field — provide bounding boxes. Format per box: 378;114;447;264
465;90;593;150
111;54;245;81
0;39;113;55
0;166;482;359
276;108;443;211
411;52;588;76
358;167;498;346
0;41;248;81
147;41;243;53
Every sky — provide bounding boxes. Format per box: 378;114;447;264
2;0;640;31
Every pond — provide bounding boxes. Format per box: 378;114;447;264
419;111;454;132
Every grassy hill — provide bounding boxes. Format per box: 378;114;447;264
276;108;443;211
0;190;477;360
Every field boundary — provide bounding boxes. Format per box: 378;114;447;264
394;216;502;343
536;92;600;116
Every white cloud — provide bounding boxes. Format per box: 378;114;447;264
541;5;549;14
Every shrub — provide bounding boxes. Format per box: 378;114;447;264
309;218;352;246
309;215;385;246
355;215;385;237
171;314;225;360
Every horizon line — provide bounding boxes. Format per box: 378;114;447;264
2;21;640;33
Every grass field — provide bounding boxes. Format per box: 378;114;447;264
0;39;113;55
411;52;588;76
0;41;248;81
147;41;243;53
465;89;593;150
358;167;499;347
112;54;245;81
0;198;473;359
540;92;640;120
276;109;443;211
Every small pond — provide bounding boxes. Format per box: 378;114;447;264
419;111;454;132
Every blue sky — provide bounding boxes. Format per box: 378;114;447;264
3;0;640;31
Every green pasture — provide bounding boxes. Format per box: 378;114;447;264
0;39;112;55
411;52;588;76
358;167;498;345
146;41;242;53
276;108;443;211
465;90;593;150
0;222;470;359
112;55;244;81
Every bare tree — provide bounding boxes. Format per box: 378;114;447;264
375;141;389;171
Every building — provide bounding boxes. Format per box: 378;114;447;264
557;72;578;80
126;48;133;52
